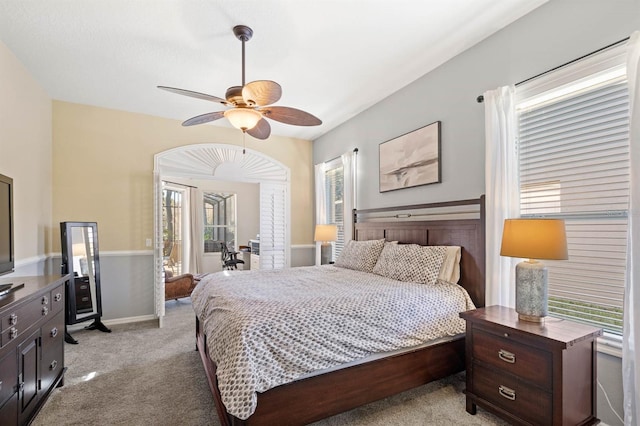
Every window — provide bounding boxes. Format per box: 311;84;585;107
516;43;629;335
162;188;183;275
203;193;236;253
324;161;344;259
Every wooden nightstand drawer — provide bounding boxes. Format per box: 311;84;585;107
473;328;552;389
472;363;552;425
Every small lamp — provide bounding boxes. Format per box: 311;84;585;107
500;218;568;322
314;224;338;265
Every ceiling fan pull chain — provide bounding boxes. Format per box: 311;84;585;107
242;131;246;155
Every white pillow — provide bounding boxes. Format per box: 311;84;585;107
437;246;462;283
372;243;447;285
334;239;385;273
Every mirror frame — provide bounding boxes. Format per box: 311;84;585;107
60;221;103;325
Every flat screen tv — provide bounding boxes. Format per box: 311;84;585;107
0;174;14;275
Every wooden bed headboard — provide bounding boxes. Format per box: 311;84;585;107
353;195;485;308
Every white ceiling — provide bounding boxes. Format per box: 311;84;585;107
0;0;547;141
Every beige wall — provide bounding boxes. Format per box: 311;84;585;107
0;40;52;262
52;101;314;252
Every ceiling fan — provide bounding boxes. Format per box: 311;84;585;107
158;25;322;140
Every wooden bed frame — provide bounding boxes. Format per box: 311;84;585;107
195;195;485;425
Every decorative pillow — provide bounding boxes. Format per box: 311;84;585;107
437;246;462;283
334;239;385;273
372;244;448;285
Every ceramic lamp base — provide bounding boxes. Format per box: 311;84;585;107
515;260;548;322
320;243;333;265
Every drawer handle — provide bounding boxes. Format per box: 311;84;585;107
51;327;58;338
50;360;58;371
498;349;516;364
42;306;49;316
42;295;49;305
10;327;17;340
499;385;516;401
54;293;62;302
9;313;17;326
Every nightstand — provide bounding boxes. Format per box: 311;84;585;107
460;306;602;426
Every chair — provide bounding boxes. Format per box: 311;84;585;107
164;270;197;300
221;242;245;270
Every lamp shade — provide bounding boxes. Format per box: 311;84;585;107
224;108;262;131
500;218;568;260
314;224;338;242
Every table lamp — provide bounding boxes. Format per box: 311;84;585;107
314;224;338;265
500;218;568;322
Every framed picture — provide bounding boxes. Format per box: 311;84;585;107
379;121;441;192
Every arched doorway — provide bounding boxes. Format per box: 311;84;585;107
153;143;291;324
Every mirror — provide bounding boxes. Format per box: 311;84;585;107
60;221;110;343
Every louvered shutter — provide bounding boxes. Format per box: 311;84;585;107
516;44;629;334
259;182;287;269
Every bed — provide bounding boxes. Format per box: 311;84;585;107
193;195;485;426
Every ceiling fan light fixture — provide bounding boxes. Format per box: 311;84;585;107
224;108;262;131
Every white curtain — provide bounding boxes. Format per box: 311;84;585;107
624;30;640;426
314;151;357;265
188;187;203;274
314;162;328;265
341;150;357;243
484;85;519;308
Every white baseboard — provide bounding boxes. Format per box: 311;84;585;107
67;314;158;332
103;314;157;326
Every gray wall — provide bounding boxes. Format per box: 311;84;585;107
313;0;639;424
314;0;640;210
9;254;155;322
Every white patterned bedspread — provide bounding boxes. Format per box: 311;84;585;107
190;265;475;420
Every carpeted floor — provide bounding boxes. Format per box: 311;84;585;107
34;299;507;425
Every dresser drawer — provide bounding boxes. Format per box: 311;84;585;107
49;285;64;315
473;328;552;389
40;311;64;393
1;294;52;345
41;311;64;353
472;363;552;425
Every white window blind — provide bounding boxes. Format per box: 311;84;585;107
516;43;629;335
325;163;344;259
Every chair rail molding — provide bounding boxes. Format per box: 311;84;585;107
153;143;291;324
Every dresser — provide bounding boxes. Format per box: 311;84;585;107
460;306;602;426
0;275;67;425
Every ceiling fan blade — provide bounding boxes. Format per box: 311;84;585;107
242;80;282;106
182;111;225;126
246;118;271;140
260;106;322;126
158;86;229;106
